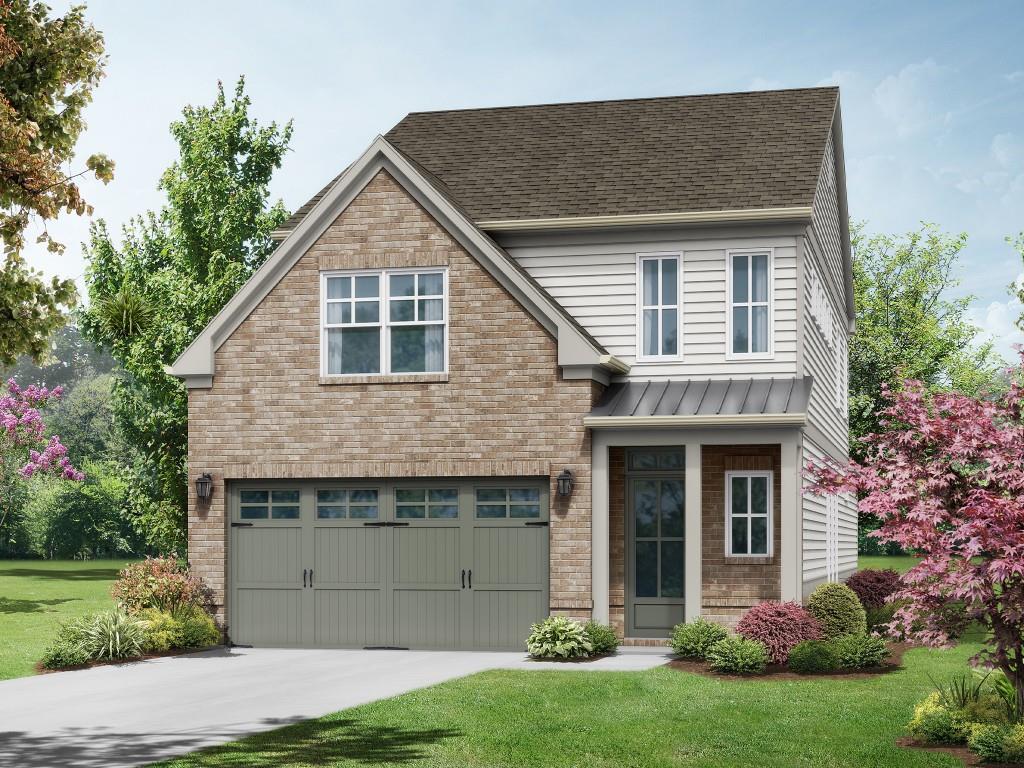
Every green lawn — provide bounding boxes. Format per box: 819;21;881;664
0;558;134;680
858;554;919;573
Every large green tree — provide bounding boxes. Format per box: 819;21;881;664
81;78;291;553
0;0;114;364
850;222;1003;454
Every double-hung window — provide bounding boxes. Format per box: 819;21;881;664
638;253;680;359
726;471;772;556
729;251;771;357
322;269;447;376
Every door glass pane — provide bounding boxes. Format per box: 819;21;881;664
751;254;769;302
628;451;658;470
418;272;444;295
390;274;415;297
429;505;458;519
732;255;749;302
476;489;506;502
660;480;684;537
642;259;658;305
396;505;425;519
271;506;300;519
272;490;299;504
642;310;658;356
751;306;768;353
240;506;268;519
354;275;379;298
317;490;346;504
395;489;425;503
731;476;748;516
634;480;658;538
509;488;540;502
317;506;346;519
635;541;658;597
661;258;677;305
662;308;678;356
732;307;749;354
660;541;684;597
476;505;506;519
390;299;414;322
750;476;769;514
751;517;769;555
731;517;749;554
510;504;540;518
240;490;269;504
341;328;380;374
350;490;378;504
349;506;378;519
429;489;458;503
657;451;684;470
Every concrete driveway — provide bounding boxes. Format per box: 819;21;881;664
0;646;669;768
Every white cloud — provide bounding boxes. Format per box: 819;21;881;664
991;132;1023;169
1005;70;1024;83
873;59;955;136
968;274;1024;362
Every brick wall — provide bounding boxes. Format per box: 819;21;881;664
187;170;600;621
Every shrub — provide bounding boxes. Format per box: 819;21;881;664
1004;723;1024;762
40;618;90;669
865;602;899;634
788;640;839;674
845;569;901;610
931;671;989;710
669;618;729;659
831;633;889;669
139;608;178;653
77;609;146;660
583;621;619;655
907;692;969;744
736;601;822;665
960;694;1012;727
112;556;211;614
990;670;1022;722
706;636;768;675
173;606;220;648
526;616;594;659
969;724;1009;763
806;583;867;640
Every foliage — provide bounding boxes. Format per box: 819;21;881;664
845;569;901;610
735;601;822;665
858;518;905;555
992;670;1022;723
43;373;123;461
1005;723;1024;762
139;605;219;652
0;254;77;365
807;360;1024;720
968;723;1008;762
525;616;594;659
930;671;989;711
75;608;145;660
81;79;291;553
805;583;867;640
831;633;889;669
39;616;90;669
111;556;210;614
787;640;840;674
669;618;729;660
1012;233;1024;334
583;621;619;655
706;636;768;676
865;603;900;634
907;692;970;744
0;323;117;389
139;608;176;653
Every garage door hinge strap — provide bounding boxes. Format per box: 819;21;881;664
231;522;253;527
524;521;549;527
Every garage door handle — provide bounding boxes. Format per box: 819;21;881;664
231;522;253;528
363;521;387;527
309;569;313;587
461;569;465;589
303;568;308;588
524;521;548;527
468;569;472;589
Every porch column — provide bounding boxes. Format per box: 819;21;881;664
780;435;802;601
591;432;610;624
684;441;702;620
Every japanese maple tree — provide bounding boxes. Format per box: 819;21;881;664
807;354;1024;717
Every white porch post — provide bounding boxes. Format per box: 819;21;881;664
590;432;610;624
780;435;802;601
684;441;702;620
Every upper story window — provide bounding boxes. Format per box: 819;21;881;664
729;251;771;357
637;253;680;360
321;269;447;376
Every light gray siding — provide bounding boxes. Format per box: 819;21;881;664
811;131;846;302
801;436;858;595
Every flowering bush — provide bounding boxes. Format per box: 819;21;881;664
845;569;901;610
736;601;822;664
112;556;211;614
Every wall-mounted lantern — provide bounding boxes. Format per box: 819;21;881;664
556;469;575;497
195;473;213;502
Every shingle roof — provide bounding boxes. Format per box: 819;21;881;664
589;377;813;419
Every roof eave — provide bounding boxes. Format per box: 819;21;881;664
477;206;813;232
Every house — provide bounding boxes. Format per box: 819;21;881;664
170;86;855;649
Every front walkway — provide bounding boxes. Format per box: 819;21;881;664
0;646;669;768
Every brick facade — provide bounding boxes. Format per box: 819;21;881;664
187;170;600;621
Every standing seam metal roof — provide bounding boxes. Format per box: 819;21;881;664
589;377;813;418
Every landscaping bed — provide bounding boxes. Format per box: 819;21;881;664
667;641;909;680
34;643;221;675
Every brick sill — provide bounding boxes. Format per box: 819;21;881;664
319;374;449;386
723;556;775;565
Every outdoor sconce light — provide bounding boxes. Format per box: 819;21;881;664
556;469;575;497
195;473;213;502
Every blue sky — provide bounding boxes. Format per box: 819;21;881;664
30;0;1024;357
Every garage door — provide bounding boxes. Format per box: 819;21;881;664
228;479;549;650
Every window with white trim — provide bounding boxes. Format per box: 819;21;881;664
726;471;772;556
729;252;770;356
322;269;447;376
638;254;680;358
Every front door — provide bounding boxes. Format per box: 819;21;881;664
625;449;685;637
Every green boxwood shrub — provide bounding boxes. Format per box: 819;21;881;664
706;636;768;675
526;616;594;658
40;618;90;670
583;621;619;655
669;618;729;659
174;606;221;648
787;640;839;674
831;633;889;669
806;583;867;640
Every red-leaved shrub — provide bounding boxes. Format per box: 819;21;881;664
112;556;212;614
736;601;822;664
845;569;901;609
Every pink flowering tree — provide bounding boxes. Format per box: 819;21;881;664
806;355;1024;717
0;379;84;537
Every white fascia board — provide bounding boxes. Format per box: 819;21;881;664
169;136;606;379
477;207;813;232
583;413;807;429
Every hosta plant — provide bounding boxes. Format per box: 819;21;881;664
526;616;594;659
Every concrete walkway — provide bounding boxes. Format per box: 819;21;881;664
0;646;670;768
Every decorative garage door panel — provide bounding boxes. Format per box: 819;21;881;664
229;480;549;650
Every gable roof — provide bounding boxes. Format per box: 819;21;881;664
169;137;619;385
274;87;838;237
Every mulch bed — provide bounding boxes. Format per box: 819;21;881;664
527;652;614;663
896;737;985;767
34;644;223;675
665;642;910;680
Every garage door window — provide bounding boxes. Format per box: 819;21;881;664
395;488;459;519
315;489;379;519
475;488;541;519
239;490;300;520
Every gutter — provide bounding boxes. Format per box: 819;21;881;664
478;206;813;232
583;413;807;429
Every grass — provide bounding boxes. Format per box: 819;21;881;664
858;554;919;573
0;559;134;680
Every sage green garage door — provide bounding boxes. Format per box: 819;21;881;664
229;479;549;650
